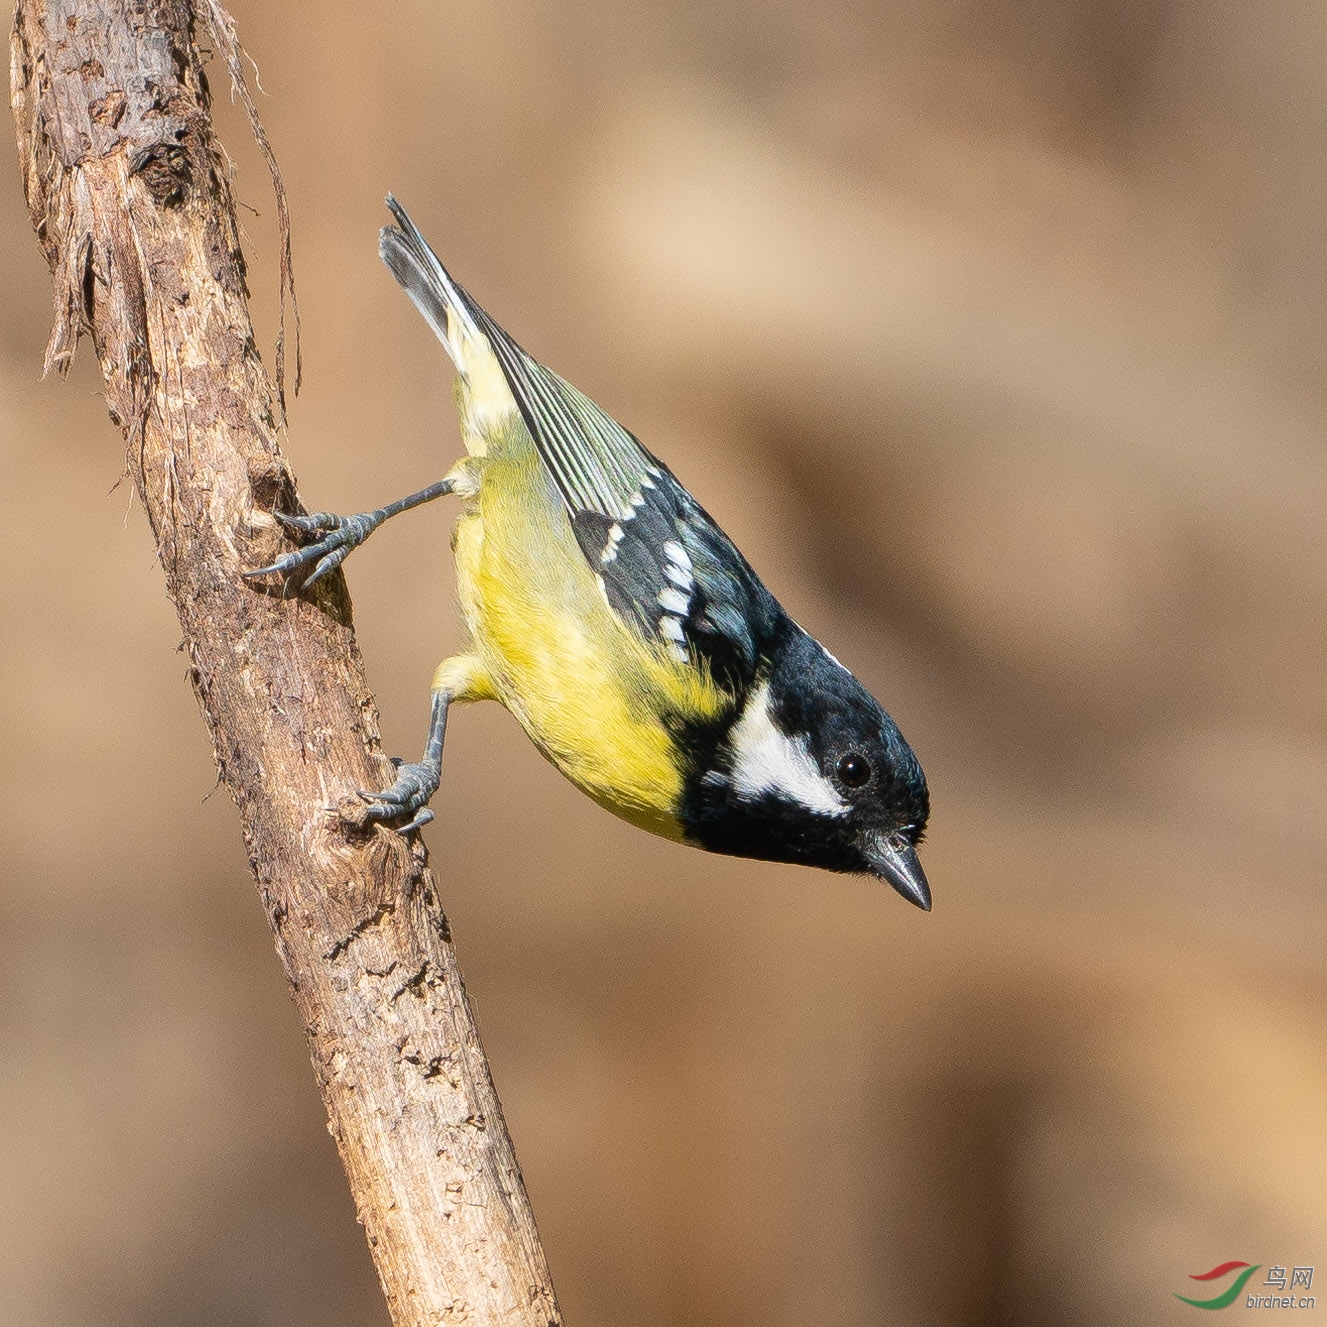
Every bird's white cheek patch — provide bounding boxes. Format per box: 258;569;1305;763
729;683;847;816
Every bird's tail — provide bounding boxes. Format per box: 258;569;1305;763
379;196;515;434
379;195;485;371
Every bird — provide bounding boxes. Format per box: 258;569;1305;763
247;197;932;909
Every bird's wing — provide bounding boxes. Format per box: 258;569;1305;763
468;301;776;684
566;460;779;686
381;199;774;685
458;295;655;520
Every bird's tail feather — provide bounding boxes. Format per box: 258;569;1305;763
380;196;519;439
379;195;481;371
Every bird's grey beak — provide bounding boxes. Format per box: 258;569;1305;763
867;834;931;911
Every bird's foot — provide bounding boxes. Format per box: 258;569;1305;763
358;755;441;835
245;509;385;589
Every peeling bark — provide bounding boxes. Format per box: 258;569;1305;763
10;3;562;1323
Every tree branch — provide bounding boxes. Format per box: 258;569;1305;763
10;3;562;1323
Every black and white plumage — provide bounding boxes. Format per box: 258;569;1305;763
257;198;932;907
569;469;775;686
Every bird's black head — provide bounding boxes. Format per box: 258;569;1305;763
679;626;931;908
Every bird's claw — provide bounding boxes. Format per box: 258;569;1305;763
245;509;384;588
358;759;441;836
274;511;344;537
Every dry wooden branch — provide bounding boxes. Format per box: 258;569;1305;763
10;3;562;1323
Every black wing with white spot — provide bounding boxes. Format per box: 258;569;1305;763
381;199;780;684
569;463;778;688
433;253;778;683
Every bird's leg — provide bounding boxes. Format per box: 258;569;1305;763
359;688;450;835
245;477;456;589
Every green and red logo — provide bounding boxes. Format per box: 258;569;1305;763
1175;1262;1262;1310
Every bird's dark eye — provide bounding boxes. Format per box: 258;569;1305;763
836;753;872;788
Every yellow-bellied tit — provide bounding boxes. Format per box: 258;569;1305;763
248;198;932;909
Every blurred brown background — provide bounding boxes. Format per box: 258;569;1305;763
3;2;1325;1324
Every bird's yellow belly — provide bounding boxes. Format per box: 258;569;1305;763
450;448;696;842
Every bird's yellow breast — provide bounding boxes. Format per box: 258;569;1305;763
448;418;728;841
